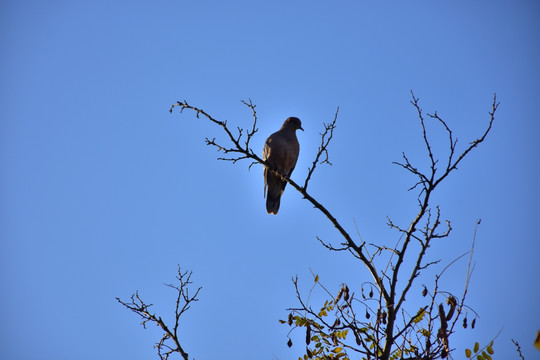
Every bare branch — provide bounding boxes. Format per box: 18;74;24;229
512;339;526;360
304;107;339;191
117;266;201;360
240;98;259;149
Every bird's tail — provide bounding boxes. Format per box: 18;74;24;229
266;184;282;215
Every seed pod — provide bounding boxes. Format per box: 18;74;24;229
365;309;370;319
463;317;468;328
446;296;456;321
287;338;293;348
306;347;313;359
335;287;343;304
422;285;428;297
354;331;362;345
471;318;476;329
441;348;448;358
306;324;311;345
369;287;374;298
343;285;350;302
438;304;447;331
288;312;293;326
332;331;338;346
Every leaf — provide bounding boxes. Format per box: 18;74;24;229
314;275;319;283
486;345;493;355
482;351;491;360
333;347;343;353
414;308;426;323
476;355;484;360
278;319;286;324
473;342;479;353
465;348;472;358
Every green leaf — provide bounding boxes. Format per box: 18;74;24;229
487;345;494;355
414;308;426;323
476;355;484;360
333;347;343;353
465;349;472;358
314;275;319;283
482;351;491;360
474;342;480;353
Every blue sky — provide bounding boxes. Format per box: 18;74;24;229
1;1;539;359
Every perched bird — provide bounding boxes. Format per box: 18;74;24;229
262;117;303;214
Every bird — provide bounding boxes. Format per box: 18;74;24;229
262;117;303;214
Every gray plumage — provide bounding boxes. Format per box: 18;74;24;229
263;117;303;214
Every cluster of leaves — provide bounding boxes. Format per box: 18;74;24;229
465;341;495;360
281;295;349;360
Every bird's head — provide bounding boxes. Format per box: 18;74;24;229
283;117;304;131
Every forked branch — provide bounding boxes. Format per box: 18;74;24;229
117;266;201;360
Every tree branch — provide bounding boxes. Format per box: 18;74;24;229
117;266;201;360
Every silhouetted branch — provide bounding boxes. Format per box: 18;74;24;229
117;266;201;360
512;339;525;360
304;107;338;191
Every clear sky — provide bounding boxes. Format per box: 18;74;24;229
1;1;539;359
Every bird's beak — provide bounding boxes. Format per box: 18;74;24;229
299;126;304;131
